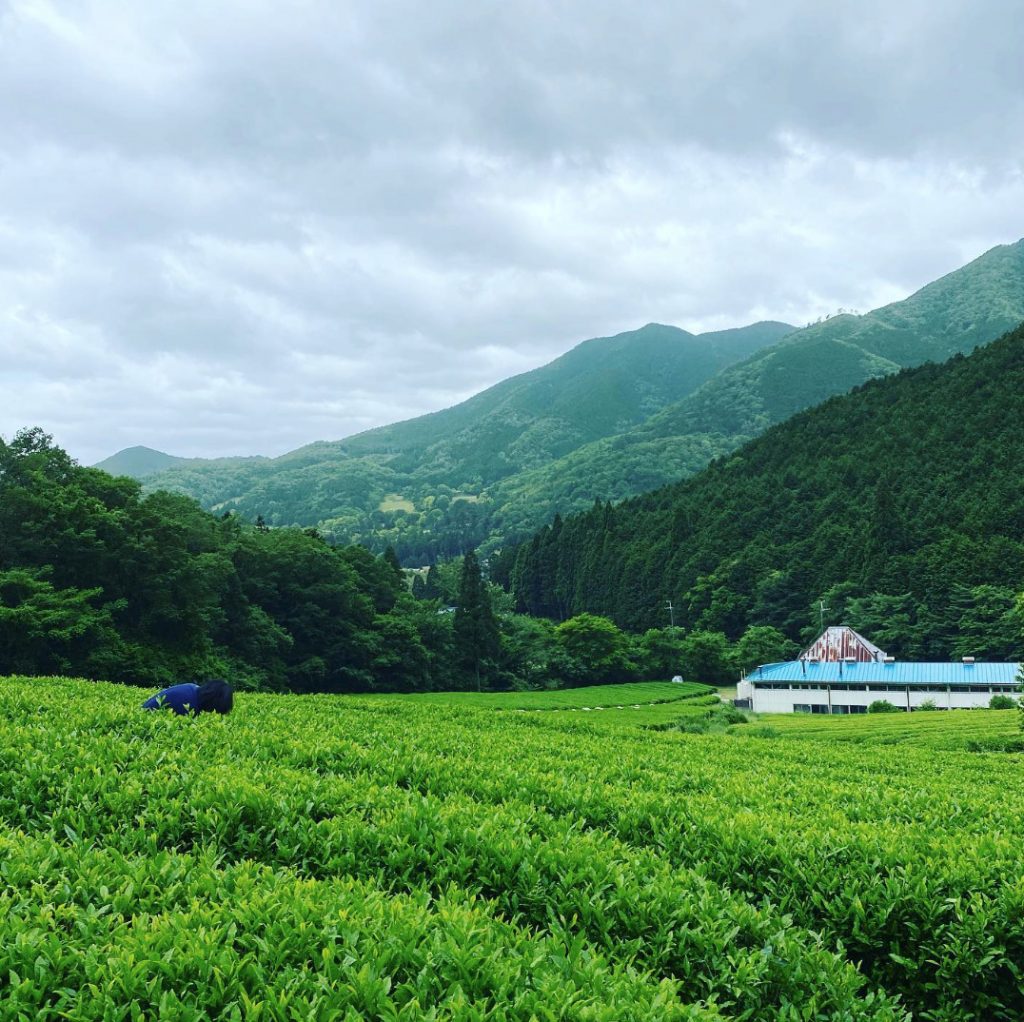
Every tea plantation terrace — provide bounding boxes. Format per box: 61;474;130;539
738;626;1021;713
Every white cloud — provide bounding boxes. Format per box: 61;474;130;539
0;0;1022;463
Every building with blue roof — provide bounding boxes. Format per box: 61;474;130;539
736;626;1021;713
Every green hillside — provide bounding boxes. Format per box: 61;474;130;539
504;319;1024;654
112;241;1024;564
93;445;188;479
641;238;1024;441
137;321;792;559
481;240;1024;548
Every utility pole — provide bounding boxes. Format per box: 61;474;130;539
665;600;675;628
818;600;829;634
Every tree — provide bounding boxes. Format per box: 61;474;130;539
453;551;500;689
633;627;686;680
731;625;799;674
381;546;404;587
496;613;561;690
0;568;122;678
422;564;442;599
950;585;1021;660
679;630;733;685
843;593;922;657
553;613;634;686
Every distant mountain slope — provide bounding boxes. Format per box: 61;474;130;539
476;240;1024;547
503;318;1024;652
137;320;792;555
642;238;1024;441
116;239;1024;563
93;446;186;479
334;320;794;479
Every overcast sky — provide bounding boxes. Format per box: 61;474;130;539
2;0;1022;463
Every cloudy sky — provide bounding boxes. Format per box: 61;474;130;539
2;0;1022;463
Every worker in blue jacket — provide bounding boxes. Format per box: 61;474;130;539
143;679;233;716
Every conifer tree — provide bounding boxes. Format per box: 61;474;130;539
453;550;500;689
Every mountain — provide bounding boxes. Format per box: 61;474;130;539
135;320;793;557
501;319;1024;658
137;241;1024;563
478;240;1024;547
93;446;187;478
639;237;1024;441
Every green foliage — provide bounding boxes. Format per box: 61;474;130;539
0;430;446;692
132;323;794;561
989;693;1018;710
510;320;1024;656
453;551;500;689
9;430;658;695
0;567;122;677
678;630;733;685
731;625;799;673
17;676;1024;1018
918;699;939;711
632;626;687;679
554;613;634;686
868;700;901;714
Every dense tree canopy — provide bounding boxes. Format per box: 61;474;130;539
503;322;1024;659
3;430;771;691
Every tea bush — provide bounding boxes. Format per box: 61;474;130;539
5;676;1024;1019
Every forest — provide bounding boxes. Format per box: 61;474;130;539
0;428;791;691
498;321;1024;659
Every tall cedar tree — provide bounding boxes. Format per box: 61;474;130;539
453;550;500;689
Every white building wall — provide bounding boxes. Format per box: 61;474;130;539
752;686;831;713
751;684;1009;714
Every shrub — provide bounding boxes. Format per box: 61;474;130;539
868;699;900;713
917;699;938;711
719;704;749;725
989;693;1018;710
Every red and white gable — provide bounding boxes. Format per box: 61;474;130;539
801;625;886;663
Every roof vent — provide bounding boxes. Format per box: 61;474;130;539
843;656;857;664
962;656;975;666
883;656;896;664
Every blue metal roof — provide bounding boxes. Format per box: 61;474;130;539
750;660;1021;687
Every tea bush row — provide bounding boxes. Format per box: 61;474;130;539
8;677;1024;1018
0;684;899;1021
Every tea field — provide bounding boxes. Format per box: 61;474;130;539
2;677;1024;1020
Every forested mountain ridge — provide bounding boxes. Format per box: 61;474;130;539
503;240;1024;515
436;241;1024;557
637;238;1024;443
331;320;794;475
119;242;1024;564
117;320;792;559
500;318;1024;660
